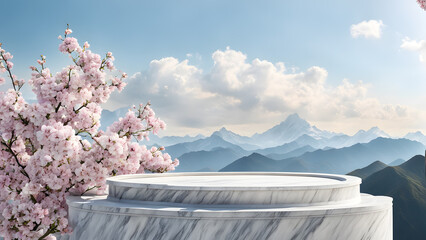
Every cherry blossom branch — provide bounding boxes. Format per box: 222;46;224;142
0;52;17;91
0;138;30;180
37;221;59;240
0;26;177;239
73;101;89;114
76;130;106;151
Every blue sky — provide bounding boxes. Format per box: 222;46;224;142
2;0;426;136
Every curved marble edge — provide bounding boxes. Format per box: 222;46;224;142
106;184;360;205
66;194;392;219
106;172;362;191
106;194;362;208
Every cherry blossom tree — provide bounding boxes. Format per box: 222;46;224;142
418;0;426;10
0;26;178;240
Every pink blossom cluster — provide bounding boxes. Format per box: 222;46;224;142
0;27;178;239
418;0;426;10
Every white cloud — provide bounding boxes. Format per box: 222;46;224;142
107;47;415;136
350;20;384;39
400;37;426;62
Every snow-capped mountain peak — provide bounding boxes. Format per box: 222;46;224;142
278;113;310;129
212;127;239;137
404;131;426;145
351;127;390;144
404;131;425;138
211;127;260;150
252;114;340;147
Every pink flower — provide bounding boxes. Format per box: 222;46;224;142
0;26;178;239
65;28;72;35
58;37;80;53
2;52;13;60
83;41;90;49
6;61;13;69
419;0;426;10
105;60;114;70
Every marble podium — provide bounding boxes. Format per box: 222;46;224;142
63;172;392;240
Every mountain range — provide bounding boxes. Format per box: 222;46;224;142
164;135;249;159
102;110;404;149
173;147;243;172
403;131;426;146
265;145;316;160
210;114;393;149
101;109;426;175
211;127;260;150
171;140;317;172
349;155;426;240
250;114;339;148
220;138;425;174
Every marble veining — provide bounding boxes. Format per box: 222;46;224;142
61;172;392;240
117;175;342;187
107;172;361;205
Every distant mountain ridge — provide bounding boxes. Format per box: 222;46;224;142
389;158;405;166
348;161;388;179
211;127;260;150
148;134;205;147
254;141;303;156
404;131;426;145
175;147;243;172
325;126;391;149
148;113;395;149
101;109;424;155
220;138;425;174
251;114;340;148
266;145;316;160
164;135;249;158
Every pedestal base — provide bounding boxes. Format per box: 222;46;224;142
62;172;393;240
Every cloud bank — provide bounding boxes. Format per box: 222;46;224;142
106;47;415;136
350;20;384;39
401;37;426;63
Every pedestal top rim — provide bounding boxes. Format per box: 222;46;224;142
106;172;361;191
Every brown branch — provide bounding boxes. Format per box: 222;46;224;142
73;101;88;114
38;221;58;240
1;140;30;180
76;131;106;151
54;102;62;113
0;52;17;91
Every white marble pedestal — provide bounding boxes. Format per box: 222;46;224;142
63;172;392;240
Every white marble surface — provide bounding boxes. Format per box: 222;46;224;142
62;172;392;240
115;175;342;187
107;172;361;205
108;172;360;190
63;194;392;240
